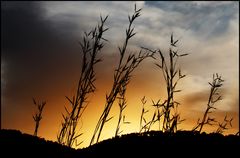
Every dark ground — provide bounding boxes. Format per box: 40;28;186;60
0;129;239;158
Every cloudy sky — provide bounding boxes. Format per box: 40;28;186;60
1;1;239;148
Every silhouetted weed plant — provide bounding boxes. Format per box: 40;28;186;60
139;99;163;133
115;85;131;137
142;34;187;133
57;15;109;147
156;34;188;133
90;4;155;145
192;73;224;132
32;98;46;136
216;114;233;134
139;96;149;133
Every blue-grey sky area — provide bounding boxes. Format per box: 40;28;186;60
1;1;239;147
145;1;237;37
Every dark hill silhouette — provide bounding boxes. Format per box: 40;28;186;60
0;129;76;158
79;130;240;157
1;129;239;158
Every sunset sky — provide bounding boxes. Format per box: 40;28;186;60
1;1;239;148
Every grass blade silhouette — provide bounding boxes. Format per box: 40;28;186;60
216;114;233;134
57;15;108;148
90;4;155;145
192;73;224;132
143;33;188;133
32;98;46;136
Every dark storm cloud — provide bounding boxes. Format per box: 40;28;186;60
2;1;50;55
1;1;83;57
1;1;86;104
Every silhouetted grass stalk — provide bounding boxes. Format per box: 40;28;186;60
142;34;187;133
90;5;155;145
216;114;233;134
57;15;108;147
139;96;149;133
151;99;164;131
157;34;188;132
192;73;224;133
115;83;127;136
32;98;46;136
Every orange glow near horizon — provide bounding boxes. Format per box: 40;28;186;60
2;75;239;149
1;52;239;149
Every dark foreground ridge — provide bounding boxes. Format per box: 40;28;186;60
1;129;239;158
0;129;75;158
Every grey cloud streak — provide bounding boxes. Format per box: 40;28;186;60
144;1;237;38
